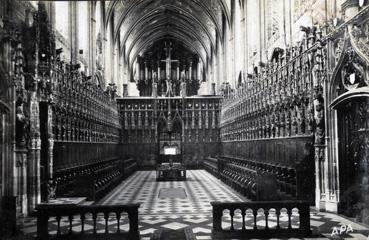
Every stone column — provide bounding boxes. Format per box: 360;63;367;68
189;61;193;81
211;83;216;96
157;61;161;80
144;62;148;81
136;59;140;81
177;63;180;80
27;93;41;214
47;104;54;180
123;84;128;97
69;1;79;65
15;149;27;215
183;64;187;79
151;62;154;80
88;2;95;76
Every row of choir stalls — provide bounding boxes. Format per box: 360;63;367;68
117;96;221;169
219;4;369;225
133;40;202;97
0;3;134;231
220;26;325;203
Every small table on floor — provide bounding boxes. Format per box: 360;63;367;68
156;163;186;181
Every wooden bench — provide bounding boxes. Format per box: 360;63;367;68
123;157;137;178
203;157;218;177
55;159;124;197
219;161;260;200
36;204;140;240
75;159;123;201
211;201;311;239
217;156;296;199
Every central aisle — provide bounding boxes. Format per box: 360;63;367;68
100;170;246;214
99;170;246;239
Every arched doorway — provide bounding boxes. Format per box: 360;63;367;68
329;45;369;223
157;115;183;165
334;95;369;222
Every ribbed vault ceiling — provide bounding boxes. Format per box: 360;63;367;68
106;0;231;72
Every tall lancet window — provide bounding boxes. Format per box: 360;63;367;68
78;1;88;67
55;1;69;41
95;1;103;71
266;0;282;46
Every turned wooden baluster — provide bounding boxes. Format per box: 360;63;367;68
287;208;292;229
68;215;73;234
253;209;257;230
80;213;85;233
276;208;281;229
230;209;234;231
104;212;109;233
264;209;269;229
116;211;121;233
92;212;97;234
56;215;61;235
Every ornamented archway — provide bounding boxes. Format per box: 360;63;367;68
329;36;369;223
157;112;184;165
335;97;368;221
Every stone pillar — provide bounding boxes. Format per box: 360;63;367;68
144;62;148;80
27;93;41;214
69;1;79;65
136;60;140;81
198;61;202;82
183;64;187;79
151;63;154;80
15;150;27;215
157;62;161;80
189;61;193;81
88;2;96;77
177;63;180;80
123;84;128;97
152;82;158;98
211;83;216;96
47;105;54;180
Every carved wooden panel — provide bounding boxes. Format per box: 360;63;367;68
117;96;221;168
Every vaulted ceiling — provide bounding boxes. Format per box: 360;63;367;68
106;0;231;70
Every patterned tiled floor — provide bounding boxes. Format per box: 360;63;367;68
99;170;246;214
18;170;369;239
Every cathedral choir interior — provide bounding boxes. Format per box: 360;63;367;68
0;0;369;239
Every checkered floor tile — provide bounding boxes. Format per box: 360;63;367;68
99;170;246;214
17;170;369;239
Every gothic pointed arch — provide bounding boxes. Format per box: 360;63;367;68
329;35;369;109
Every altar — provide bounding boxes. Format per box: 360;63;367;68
156;163;186;181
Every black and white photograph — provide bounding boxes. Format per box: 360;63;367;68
0;0;368;239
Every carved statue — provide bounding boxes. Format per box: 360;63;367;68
152;82;158;97
96;33;103;70
47;179;57;200
153;71;158;82
166;79;173;97
181;70;186;81
180;81;187;97
16;105;28;147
